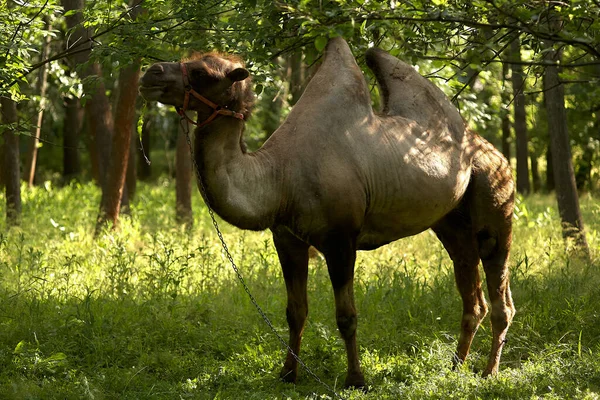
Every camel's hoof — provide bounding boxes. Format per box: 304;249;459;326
344;372;366;391
279;367;297;384
482;367;498;378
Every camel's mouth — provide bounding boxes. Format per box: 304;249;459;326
139;85;166;91
138;85;167;100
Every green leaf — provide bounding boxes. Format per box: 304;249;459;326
45;352;67;363
13;340;28;354
314;36;328;52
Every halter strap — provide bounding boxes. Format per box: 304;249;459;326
176;62;244;128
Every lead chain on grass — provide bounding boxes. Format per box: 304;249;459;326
180;117;346;400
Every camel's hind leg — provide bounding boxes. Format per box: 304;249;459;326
469;143;516;376
478;226;515;376
433;210;488;367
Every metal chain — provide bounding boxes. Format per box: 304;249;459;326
179;117;345;400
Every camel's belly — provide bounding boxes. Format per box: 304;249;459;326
357;166;469;250
357;202;448;250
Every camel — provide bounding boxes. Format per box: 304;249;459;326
138;38;516;389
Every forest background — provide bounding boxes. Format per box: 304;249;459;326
0;0;599;399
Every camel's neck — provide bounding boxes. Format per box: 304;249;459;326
193;115;280;231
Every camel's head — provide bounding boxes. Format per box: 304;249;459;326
139;52;254;117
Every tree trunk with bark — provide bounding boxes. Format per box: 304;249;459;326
543;42;589;254
63;0;113;187
96;62;141;232
1;97;21;226
287;51;305;106
95;0;144;232
546;144;555;192
84;64;114;187
531;153;541;192
501;62;511;161
138;104;152;180
126;124;137;200
62;96;83;181
25;17;52;187
175;115;193;226
510;38;530;195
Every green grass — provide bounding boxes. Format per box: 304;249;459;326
0;180;599;399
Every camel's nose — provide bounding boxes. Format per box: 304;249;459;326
140;63;166;87
145;63;165;75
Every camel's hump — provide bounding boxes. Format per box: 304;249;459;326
297;37;371;110
365;47;464;138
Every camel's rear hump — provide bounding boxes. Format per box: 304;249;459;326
365;48;465;140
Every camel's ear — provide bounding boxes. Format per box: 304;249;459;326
227;68;249;82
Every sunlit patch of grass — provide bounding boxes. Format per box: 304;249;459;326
0;183;599;398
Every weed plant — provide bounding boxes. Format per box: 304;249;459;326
0;180;599;399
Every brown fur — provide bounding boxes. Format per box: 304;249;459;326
183;52;255;119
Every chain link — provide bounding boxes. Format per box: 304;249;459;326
179;117;345;400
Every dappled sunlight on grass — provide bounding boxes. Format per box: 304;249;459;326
0;183;599;398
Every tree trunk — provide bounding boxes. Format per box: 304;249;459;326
510;38;530;195
501;62;511;161
531;153;541;192
85;64;114;188
138;103;152;180
62;0;113;187
543;43;589;253
126;124;137;200
25;18;51;187
96;62;141;232
575;146;593;192
262;85;284;137
545;144;555;192
288;51;305;106
62;96;82;181
95;0;144;232
0;141;4;189
175;115;193;226
1;97;21;226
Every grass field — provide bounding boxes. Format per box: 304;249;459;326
0;179;599;399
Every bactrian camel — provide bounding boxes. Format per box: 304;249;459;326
139;38;515;389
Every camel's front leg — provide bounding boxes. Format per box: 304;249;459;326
272;227;310;383
321;235;365;389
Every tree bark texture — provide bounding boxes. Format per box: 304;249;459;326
138;103;152;180
530;154;541;193
25;18;52;187
62;96;83;180
501;62;511;161
546;144;555;192
63;0;113;186
287;51;305;106
96;63;141;232
94;0;146;232
126;125;137;200
1;97;21;226
176;116;193;226
0;142;4;189
84;64;114;187
510;38;530;195
543;44;589;252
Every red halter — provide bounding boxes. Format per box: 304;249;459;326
176;62;244;128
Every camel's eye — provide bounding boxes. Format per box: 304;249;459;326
190;69;219;88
